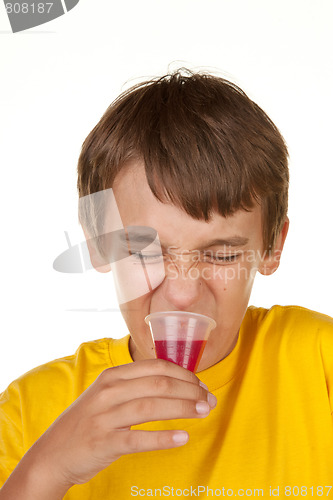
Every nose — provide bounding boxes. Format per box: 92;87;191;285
160;254;202;310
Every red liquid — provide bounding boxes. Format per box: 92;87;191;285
154;339;207;372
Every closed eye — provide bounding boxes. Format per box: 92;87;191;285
130;252;164;263
201;253;241;265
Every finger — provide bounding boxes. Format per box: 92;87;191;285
104;396;212;428
102;375;215;408
99;358;202;386
110;429;190;458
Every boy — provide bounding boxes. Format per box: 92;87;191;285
1;69;333;499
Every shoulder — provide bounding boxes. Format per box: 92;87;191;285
0;337;120;448
0;336;132;454
245;305;333;359
248;304;333;335
0;338;114;407
26;337;111;379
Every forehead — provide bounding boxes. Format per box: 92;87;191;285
112;161;263;249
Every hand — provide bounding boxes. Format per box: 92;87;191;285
29;359;217;489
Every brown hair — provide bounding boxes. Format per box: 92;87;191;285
77;68;289;253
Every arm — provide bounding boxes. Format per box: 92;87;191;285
0;447;70;500
0;359;216;498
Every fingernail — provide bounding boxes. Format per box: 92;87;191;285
172;431;189;445
196;401;210;415
199;381;209;391
208;393;217;408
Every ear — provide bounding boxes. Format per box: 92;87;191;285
81;226;111;274
258;217;289;276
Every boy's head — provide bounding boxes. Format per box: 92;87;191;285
77;69;289;370
77;68;289;254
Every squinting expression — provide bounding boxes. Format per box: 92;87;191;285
105;160;288;371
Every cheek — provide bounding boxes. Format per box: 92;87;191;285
120;300;152;342
210;260;258;296
120;302;156;360
111;259;165;304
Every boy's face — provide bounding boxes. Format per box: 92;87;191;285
102;161;288;371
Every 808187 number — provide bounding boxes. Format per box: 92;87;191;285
5;3;53;14
284;486;332;496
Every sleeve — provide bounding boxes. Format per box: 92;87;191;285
0;381;24;486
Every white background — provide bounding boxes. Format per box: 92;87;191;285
0;0;332;391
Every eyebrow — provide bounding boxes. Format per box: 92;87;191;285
162;236;250;252
195;236;250;250
119;229;160;248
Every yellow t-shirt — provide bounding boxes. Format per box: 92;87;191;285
1;305;333;498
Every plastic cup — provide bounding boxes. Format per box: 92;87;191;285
144;311;216;372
